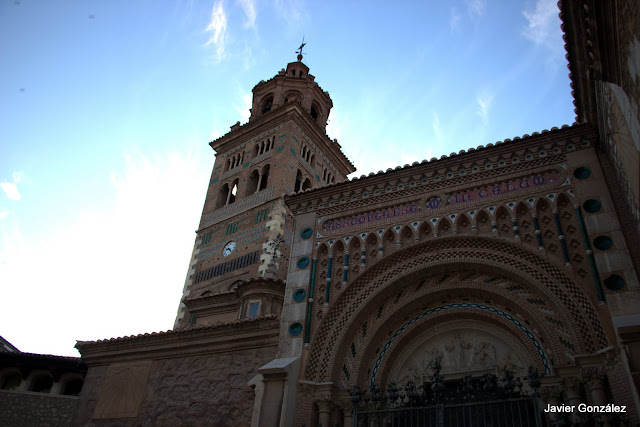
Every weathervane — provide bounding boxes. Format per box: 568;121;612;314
296;37;306;61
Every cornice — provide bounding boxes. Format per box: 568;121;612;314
184;289;237;306
236;277;287;299
209;101;355;176
558;0;598;124
285;124;595;212
76;314;281;364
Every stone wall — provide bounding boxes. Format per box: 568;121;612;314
0;390;79;427
74;346;277;426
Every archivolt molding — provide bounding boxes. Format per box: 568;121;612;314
303;236;609;384
334;278;569;390
370;310;551;385
312;189;594;287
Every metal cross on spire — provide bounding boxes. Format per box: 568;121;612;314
296;37;306;61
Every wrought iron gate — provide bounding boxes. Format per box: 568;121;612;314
350;362;545;427
353;396;543;427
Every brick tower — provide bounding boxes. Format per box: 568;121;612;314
174;54;355;328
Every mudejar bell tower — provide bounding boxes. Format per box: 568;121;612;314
174;53;355;328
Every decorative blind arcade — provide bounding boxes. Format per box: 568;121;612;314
192;251;259;284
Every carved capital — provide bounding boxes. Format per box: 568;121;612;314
601;347;622;370
316;395;333;413
562;376;582;394
581;366;606;390
334;398;352;412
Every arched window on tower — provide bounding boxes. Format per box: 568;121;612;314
246;169;260;195
228;179;239;204
310;105;319;122
302;178;312;191
217;183;230;209
259;165;270;191
262;96;273;114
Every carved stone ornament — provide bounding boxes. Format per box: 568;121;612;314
539;384;564;401
388;322;532;385
581;366;606;390
562;376;582;394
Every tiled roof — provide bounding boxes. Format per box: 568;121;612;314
0;351;85;369
75;313;280;350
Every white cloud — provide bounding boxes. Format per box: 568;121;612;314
274;0;307;28
0;182;20;201
237;0;256;29
235;92;252;124
0;149;210;356
204;0;228;62
476;89;494;125
450;7;461;33
465;0;486;17
0;211;9;221
522;0;562;51
0;172;23;201
326;107;347;143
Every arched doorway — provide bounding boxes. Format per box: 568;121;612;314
297;237;612;426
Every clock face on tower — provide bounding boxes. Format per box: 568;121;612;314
222;241;236;257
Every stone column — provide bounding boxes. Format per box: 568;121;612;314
317;399;331;427
563;376;582;424
343;409;353;427
582;366;608;406
256;172;263;193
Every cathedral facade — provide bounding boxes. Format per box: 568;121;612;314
5;1;634;426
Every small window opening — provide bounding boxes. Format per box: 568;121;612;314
229;182;238;204
259;165;270;191
62;379;84;396
310;106;319;121
30;375;53;393
246;169;260;195
248;302;260;318
217;183;230;208
1;373;21;390
262;98;273;114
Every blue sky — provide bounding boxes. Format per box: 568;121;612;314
0;0;574;356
